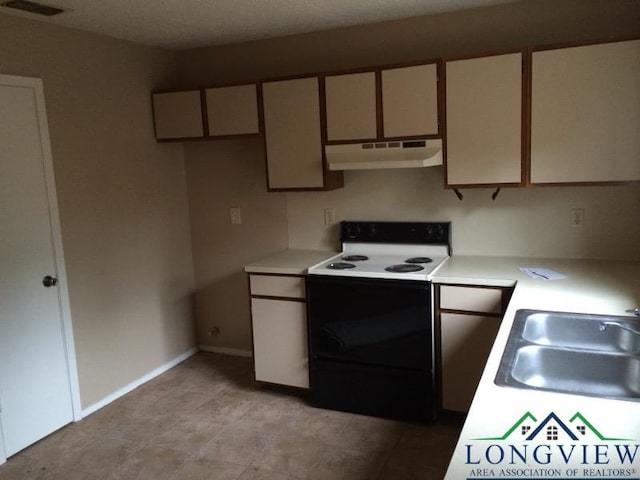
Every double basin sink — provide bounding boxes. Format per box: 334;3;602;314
495;309;640;401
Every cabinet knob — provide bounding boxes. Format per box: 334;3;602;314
42;275;58;287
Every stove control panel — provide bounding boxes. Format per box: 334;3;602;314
341;221;451;248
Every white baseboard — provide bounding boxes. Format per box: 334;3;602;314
81;346;198;418
198;345;253;358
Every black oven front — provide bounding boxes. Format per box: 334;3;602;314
307;275;435;422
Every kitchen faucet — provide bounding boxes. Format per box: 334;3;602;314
599;321;640;337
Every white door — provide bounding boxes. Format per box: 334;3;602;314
0;75;80;460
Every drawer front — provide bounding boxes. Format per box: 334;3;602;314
249;274;306;299
440;285;503;314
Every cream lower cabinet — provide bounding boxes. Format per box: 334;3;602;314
249;274;309;389
436;284;512;412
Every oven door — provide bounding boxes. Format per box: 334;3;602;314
307;275;432;371
307;275;434;421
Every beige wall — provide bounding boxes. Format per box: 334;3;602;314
286;168;640;259
177;0;640;351
184;139;287;352
0;14;195;408
177;0;640;85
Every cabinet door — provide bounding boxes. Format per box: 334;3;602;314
152;90;204;140
445;53;523;186
205;84;260;136
440;313;500;412
382;64;439;138
530;40;640;183
251;298;309;389
262;77;325;189
325;72;377;141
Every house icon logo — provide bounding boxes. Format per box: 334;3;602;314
473;411;634;442
464;411;638;477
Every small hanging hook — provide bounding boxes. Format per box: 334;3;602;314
491;188;501;201
453;189;463;201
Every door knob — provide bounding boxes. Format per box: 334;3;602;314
42;275;58;287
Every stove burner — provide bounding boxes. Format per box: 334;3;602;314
342;255;369;262
405;257;433;264
385;264;425;273
327;262;357;270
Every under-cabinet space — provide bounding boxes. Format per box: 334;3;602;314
445;52;524;187
152;90;204;140
530;39;640;184
205;84;260;136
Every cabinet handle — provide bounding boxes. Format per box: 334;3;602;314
42;275;58;287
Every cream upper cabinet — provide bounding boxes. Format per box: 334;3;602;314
325;72;377;141
445;52;523;186
324;63;440;142
205;84;260;136
262;77;322;189
530;40;640;184
152;90;204;140
381;64;439;138
262;77;341;190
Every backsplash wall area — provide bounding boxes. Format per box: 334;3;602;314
286;167;640;260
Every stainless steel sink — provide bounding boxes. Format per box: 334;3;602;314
510;345;640;398
522;312;640;354
495;309;640;402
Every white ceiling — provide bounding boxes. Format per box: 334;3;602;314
0;0;517;50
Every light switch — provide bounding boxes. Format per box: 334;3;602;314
324;208;336;225
230;207;242;225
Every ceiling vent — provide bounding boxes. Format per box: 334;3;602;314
1;0;66;16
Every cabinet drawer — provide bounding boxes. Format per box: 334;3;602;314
440;285;503;314
249;275;305;299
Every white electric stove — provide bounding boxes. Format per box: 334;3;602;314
308;222;451;281
306;221;452;422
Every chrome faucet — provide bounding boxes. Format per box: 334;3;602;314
599;321;640;336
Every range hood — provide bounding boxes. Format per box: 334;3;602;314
326;139;442;171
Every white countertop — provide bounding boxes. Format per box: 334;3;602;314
438;256;640;479
244;249;338;275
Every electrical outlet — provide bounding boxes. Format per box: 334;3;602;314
207;326;220;336
324;208;336;225
229;207;242;225
570;208;585;228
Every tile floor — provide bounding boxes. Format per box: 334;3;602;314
0;352;464;480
